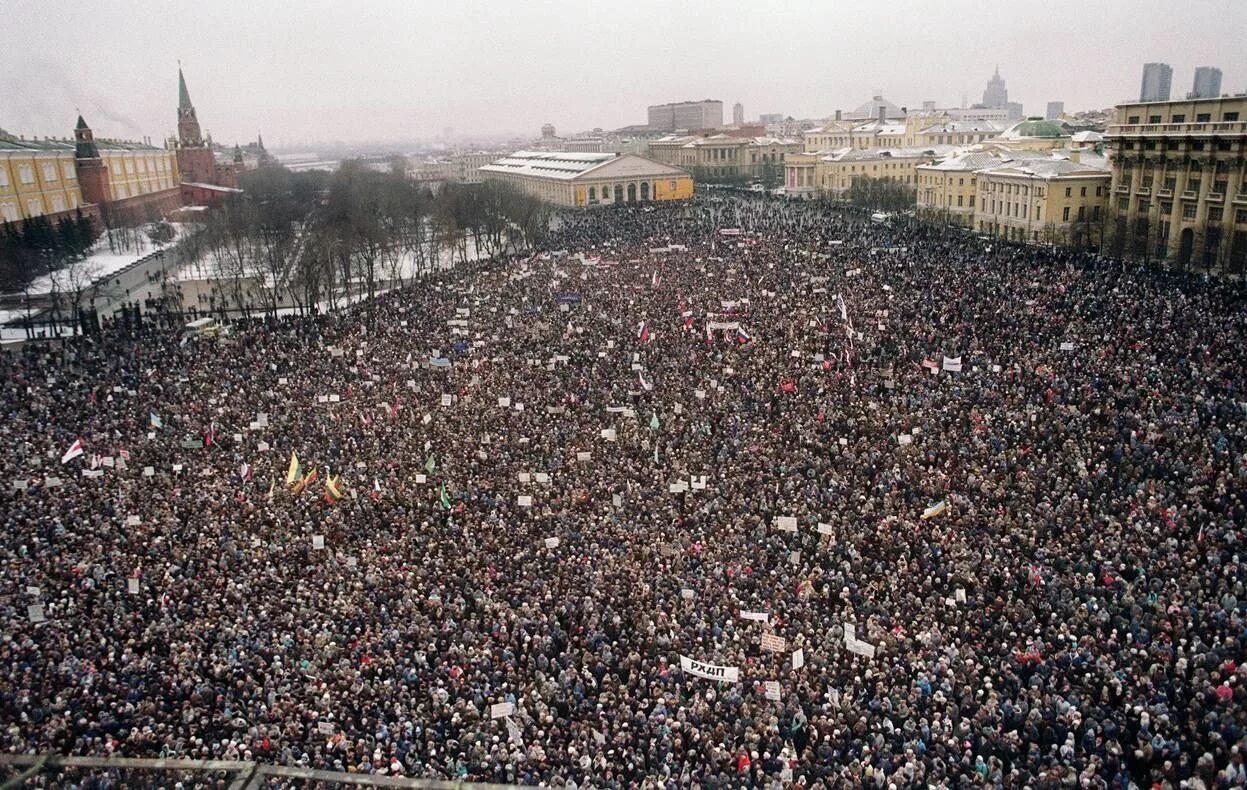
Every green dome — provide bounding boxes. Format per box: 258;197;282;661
1006;119;1068;138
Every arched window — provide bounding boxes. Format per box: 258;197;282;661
588;186;596;202
640;182;650;200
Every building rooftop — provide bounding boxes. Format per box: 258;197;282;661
826;145;957;162
999;119;1072;139
479;151;618;180
847;94;905;120
0;136;163;153
978;158;1109;179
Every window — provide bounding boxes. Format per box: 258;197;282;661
1213;180;1227;194
1238;209;1247;224
1080;186;1086;197
62;161;74;180
1127;115;1139;124
1225;112;1240;122
26;198;41;215
957;195;963;207
1142;175;1154;189
42;162;57;182
1164;177;1176;192
51;195;64;212
1182;203;1197;220
1210;207;1223;222
1148;115;1162;123
1188;179;1201;194
1195;113;1211;122
1063;206;1070;221
1172;114;1185;123
1161;202;1172;215
0;168;7;187
1065;187;1071;197
1077;206;1086;221
1139;199;1150;213
1092;206;1101;220
1096;186;1103;196
18;164;34;184
112;161;121;175
1118;197;1129;210
0;202;15;222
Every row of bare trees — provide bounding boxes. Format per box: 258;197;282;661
182;161;552;322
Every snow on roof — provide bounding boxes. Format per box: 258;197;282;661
181;182;243;193
978;158;1110;179
1071;130;1104;143
826;145;956;162
479;150;617;180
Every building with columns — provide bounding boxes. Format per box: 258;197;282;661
1105;96;1247;272
0;135;89;226
784;146;949;198
973;157;1110;247
480;151;692;207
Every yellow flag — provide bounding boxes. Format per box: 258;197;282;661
286;451;301;486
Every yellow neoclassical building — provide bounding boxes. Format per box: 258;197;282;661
784;147;949;198
480;151;692;208
974;158;1111;247
803;113;1005;153
646;134;800;183
0;136;86;224
916;151;1020;226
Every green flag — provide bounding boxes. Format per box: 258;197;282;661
425;455;436;474
653;446;660;464
649;413;660;430
439;482;451;509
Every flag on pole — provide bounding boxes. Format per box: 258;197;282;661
439;482;452;509
649;413;660;430
61;437;85;465
638;370;653;391
267;480;275;501
149;412;163;429
736;327;752;345
425;455;436;474
637;321;651;344
323;475;343;505
239;462;252;483
286;452;302;486
292;468;317;497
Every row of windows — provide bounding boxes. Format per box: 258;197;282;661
1120;139;1240;152
1124;111;1240;124
2;161;75;187
1122;197;1247;224
0;192;79;221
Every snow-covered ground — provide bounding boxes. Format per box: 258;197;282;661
12;224;193;298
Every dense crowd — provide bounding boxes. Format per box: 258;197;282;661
1;195;1245;788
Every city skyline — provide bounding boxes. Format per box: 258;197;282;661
2;0;1244;147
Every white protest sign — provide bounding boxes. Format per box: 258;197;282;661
761;633;788;653
764;681;782;701
127;577;140;594
317;721;336;736
126;515;141;526
43;477;62;488
576;451;591;462
1060;341;1075;351
534;472;550;484
612;494;622;507
679;655;740;683
843;623;856;643
518;495;533;507
740;610;770;623
279;377;289;385
775;516;798;532
898;434;913;446
27;604;45;623
490;702;515;719
600;428;617;442
498;396;511;408
543;537;559;549
955;587;967;603
816;522;834;535
415;473;427;483
312;535;325;550
789;550;801;565
441;394;453;407
680;588;695;600
329;394;341;403
690;475;708;490
792;648;805;670
518;472;531;483
846;639;877;659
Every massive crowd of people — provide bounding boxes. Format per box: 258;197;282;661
1;194;1245;788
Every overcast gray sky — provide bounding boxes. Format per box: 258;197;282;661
2;0;1244;148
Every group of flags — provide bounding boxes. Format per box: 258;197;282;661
286;451;343;505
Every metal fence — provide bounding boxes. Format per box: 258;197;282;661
0;754;505;789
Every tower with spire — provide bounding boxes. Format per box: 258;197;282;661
176;66;204;147
982;66;1008;110
173;64;240;189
